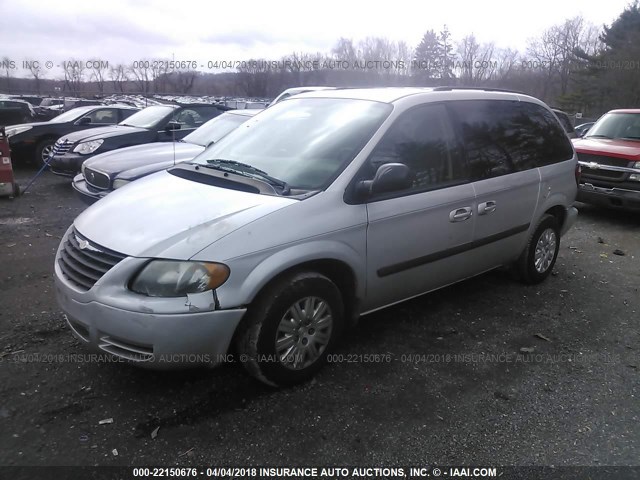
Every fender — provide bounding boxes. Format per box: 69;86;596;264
216;239;367;309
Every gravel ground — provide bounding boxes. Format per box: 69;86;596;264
0;167;638;469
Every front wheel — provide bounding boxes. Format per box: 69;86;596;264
236;271;344;387
35;139;56;166
516;214;560;284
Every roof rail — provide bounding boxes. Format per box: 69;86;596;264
432;86;527;95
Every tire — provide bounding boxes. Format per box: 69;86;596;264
516;214;560;284
236;271;344;387
35;138;56;166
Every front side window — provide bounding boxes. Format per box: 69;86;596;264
361;103;466;196
192;98;392;190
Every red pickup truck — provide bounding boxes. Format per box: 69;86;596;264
572;109;640;210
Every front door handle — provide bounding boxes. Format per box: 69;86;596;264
478;201;497;215
449;207;473;222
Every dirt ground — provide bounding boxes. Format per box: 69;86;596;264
0;167;638;469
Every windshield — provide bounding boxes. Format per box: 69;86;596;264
586;112;640;140
183;113;251;147
49;106;96;123
119;105;175;129
192;98;392;190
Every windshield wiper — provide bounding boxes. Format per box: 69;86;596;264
586;134;612;139
203;159;290;194
620;136;640;141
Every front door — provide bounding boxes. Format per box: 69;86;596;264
362;103;476;312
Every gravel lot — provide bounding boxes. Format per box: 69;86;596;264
0;167;638;468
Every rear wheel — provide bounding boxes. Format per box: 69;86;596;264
516;214;560;284
236;271;344;387
35;138;56;166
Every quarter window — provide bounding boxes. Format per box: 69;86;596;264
450;100;574;180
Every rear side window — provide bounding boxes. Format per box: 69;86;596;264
450;100;574;180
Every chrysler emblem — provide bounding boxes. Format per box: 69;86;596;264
74;234;101;253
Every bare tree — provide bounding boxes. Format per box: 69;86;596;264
109;64;128;92
89;59;108;94
332;37;359;66
2;56;13;91
129;61;152;94
25;59;44;93
236;59;270;97
151;61;169;93
62;59;86;96
457;35;496;85
493;48;519;82
167;70;199;94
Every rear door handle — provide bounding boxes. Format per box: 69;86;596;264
478;201;497;215
449;207;473;222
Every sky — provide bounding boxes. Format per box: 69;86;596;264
0;0;634;78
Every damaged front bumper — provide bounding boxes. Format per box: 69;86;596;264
53;234;246;369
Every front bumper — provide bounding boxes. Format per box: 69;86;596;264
72;174;108;205
54;248;247;369
577;182;640;211
49;152;89;176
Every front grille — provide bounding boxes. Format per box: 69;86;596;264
578;153;632;181
58;228;126;291
52;139;72;156
84;167;110;189
577;153;632;167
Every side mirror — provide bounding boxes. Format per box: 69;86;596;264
77;117;91;125
165;121;182;132
355;163;411;198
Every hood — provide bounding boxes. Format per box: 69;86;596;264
6;121;47;129
74;170;296;259
83;142;204;177
60;125;146;143
572;137;640;161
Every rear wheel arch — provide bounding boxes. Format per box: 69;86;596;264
544;205;566;229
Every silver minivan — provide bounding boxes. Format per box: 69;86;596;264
54;88;578;386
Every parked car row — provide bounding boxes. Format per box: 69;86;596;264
73;109;259;203
6;104;140;165
53;87;580;387
46;103;230;176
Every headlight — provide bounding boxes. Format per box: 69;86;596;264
630;162;640;181
112;178;130;189
73;139;103;155
130;260;230;297
6;126;32;137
